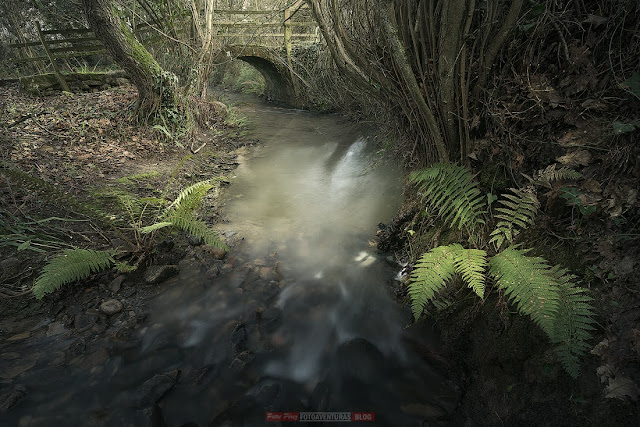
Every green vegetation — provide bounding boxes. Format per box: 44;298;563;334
408;163;595;378
1;166;226;300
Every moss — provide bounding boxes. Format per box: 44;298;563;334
479;162;510;193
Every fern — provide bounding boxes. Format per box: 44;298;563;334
525;164;582;188
549;266;596;378
168;211;227;249
489;187;539;249
410;163;486;231
409;244;459;320
33;249;115;299
489;247;560;336
454;248;488;298
165;180;215;214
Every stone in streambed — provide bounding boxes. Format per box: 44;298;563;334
109;275;126;293
0;385;26;413
134;369;180;408
100;299;123;316
74;313;98;332
144;265;179;284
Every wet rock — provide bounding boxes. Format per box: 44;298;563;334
6;332;30;341
74;313;98;332
230;350;255;371
46;321;67;337
0;386;26;413
231;322;248;355
203;246;228;260
68;338;86;356
1;353;20;360
134;369;180;408
100;299;124;316
142;404;167;427
109;275;126;293
144;265;179;285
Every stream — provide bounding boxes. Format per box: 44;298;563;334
1;95;460;426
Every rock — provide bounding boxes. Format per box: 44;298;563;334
6;332;30;341
231;322;248;355
187;235;204;246
109;275;126;293
100;299;124;316
74;313;98;332
230;350;255;371
144;265;179;285
203;247;228;260
0;386;26;413
46;321;67;337
134;369;180;408
1;353;20;360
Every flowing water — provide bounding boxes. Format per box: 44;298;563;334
1;95;459;426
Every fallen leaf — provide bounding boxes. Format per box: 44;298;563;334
556;150;591;167
605;375;639;401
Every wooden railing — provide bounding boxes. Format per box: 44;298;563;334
213;2;319;51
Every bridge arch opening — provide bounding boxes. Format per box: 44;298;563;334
214;45;297;105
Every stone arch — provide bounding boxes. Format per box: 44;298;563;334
218;45;297;105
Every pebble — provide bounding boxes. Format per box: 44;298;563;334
99;299;123;315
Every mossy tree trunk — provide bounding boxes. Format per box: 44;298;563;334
82;0;177;121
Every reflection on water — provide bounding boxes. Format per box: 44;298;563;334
1;95;459;426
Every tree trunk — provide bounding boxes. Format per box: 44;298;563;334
82;0;177;121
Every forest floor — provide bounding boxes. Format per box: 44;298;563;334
0;83;258;418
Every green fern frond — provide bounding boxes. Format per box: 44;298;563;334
139;221;173;234
408;244;460;320
526;164;582;188
489;247;560;336
409;163;486;231
33;249;115;299
454;248;488;298
548;266;596;378
168;211;227;249
165;180;215;214
489;187;539;249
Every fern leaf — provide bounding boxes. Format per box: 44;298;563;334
454;248;488;298
410;163;486;231
408;244;460;320
139;222;173;234
33;249;115;299
168;212;227;249
527;164;582;188
165;180;214;214
548;266;596;378
489;187;539;249
489;247;560;337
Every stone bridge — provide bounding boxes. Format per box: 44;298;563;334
213;1;318;106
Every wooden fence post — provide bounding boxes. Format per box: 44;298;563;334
35;21;71;92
